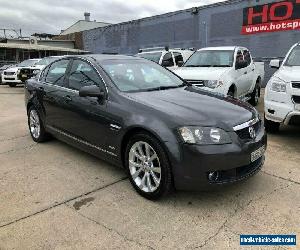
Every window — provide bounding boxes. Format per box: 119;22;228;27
102;59;183;92
137;52;162;63
45;59;69;86
184;50;234;67
235;50;245;67
68;60;103;91
243;50;251;66
285;45;300;66
162;52;174;66
173;52;184;66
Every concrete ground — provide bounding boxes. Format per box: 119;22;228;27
0;85;299;250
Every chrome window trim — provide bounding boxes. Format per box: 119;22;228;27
46;125;117;157
72;56;109;95
233;117;259;131
38;56;109;96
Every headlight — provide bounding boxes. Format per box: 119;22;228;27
33;69;40;75
178;126;232;145
203;80;223;89
270;77;287;92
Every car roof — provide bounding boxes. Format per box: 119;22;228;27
198;46;237;51
138;49;191;54
65;54;144;62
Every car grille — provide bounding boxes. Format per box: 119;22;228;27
292;95;300;104
185;79;205;87
291;81;300;89
4;72;15;76
235;121;261;140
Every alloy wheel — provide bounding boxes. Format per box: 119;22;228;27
128;141;161;193
29;110;41;139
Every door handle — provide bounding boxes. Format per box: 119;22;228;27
252;68;255;72
64;95;72;103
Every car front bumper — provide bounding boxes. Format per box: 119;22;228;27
265;99;300;125
1;75;22;84
169;128;267;191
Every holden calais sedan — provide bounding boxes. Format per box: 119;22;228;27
25;55;267;199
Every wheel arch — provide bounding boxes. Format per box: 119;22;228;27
120;126;172;169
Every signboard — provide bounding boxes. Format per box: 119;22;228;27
242;0;300;35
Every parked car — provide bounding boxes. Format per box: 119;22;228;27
0;64;16;84
264;43;300;132
25;55;266;199
18;56;63;82
136;47;194;70
2;59;41;87
173;46;265;106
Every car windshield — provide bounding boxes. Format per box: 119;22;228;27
102;59;184;92
285;45;300;66
184;50;234;67
35;57;58;66
136;52;162;64
18;59;39;67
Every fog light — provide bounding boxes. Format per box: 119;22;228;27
208;171;219;182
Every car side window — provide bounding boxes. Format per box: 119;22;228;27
162;52;174;66
173;52;184;66
243;50;251;66
67;59;104;91
235;50;245;68
45;60;69;86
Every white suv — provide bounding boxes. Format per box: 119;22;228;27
173;46;265;106
136;47;194;70
2;59;41;87
264;43;300;132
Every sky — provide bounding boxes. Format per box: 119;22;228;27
0;0;225;37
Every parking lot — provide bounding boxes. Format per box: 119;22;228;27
0;85;299;249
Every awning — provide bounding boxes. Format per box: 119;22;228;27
0;43;89;53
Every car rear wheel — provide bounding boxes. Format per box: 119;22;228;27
125;133;172;200
250;84;260;106
9;83;17;87
264;115;280;133
28;107;48;142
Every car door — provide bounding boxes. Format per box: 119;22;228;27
36;59;72;131
63;59;111;150
234;49;249;97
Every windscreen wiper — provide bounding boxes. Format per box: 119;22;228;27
145;85;185;91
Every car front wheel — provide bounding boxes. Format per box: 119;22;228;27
264;115;280;133
28;107;49;142
125;133;172;200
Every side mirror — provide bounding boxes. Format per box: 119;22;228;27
270;59;281;69
79;85;105;99
177;61;184;67
235;60;248;70
161;60;173;67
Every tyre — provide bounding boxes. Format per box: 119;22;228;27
227;90;234;98
250;84;260;106
27;106;49;142
264;116;280;133
9;83;17;87
125;133;173;200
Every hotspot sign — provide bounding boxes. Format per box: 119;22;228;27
242;0;300;35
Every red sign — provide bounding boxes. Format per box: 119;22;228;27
242;0;300;35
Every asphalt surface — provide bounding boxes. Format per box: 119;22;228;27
0;85;299;250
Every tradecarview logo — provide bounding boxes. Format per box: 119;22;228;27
242;0;300;35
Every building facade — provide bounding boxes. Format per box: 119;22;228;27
83;0;300;85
